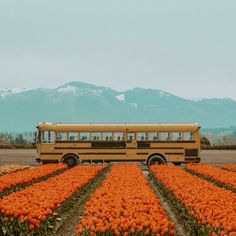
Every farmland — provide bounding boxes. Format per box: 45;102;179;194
1;150;236;235
1;149;236;166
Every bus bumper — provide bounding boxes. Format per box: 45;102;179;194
184;157;201;163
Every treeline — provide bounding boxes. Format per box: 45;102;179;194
201;126;236;137
0;132;34;145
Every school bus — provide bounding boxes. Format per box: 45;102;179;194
35;123;201;166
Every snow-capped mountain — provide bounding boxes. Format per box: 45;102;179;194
0;81;236;131
0;88;31;98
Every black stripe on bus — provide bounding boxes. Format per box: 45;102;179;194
136;152;149;155
40;152;63;155
165;152;184;155
55;147;89;150
149;147;184;149
54;147;184;150
78;152;126;155
81;159;145;162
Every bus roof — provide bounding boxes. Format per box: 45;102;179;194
37;122;200;132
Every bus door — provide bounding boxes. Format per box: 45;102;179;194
126;132;137;159
40;131;55;153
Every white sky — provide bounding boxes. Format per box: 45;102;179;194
0;0;236;100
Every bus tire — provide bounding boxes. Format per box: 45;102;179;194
148;155;166;166
62;154;78;167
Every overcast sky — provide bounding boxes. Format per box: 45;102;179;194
0;0;236;100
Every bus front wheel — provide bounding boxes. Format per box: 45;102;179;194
63;155;78;167
148;155;166;166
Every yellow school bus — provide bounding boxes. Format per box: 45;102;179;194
35;122;201;166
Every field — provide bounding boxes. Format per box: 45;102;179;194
1;150;236;235
1;149;236;166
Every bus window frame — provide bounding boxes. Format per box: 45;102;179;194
127;132;136;142
102;132;113;141
41;130;55;144
56;131;68;142
68;132;79;141
79;132;90;141
113;132;125;141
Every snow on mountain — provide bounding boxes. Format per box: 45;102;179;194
159;90;171;97
0;88;31;98
56;83;104;97
116;94;125;101
57;85;77;94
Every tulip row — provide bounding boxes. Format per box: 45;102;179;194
151;165;236;236
0;163;67;193
186;163;236;190
222;165;236;172
0;165;106;235
0;164;30;176
75;164;175;236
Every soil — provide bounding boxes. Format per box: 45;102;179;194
143;170;190;236
0;149;236;166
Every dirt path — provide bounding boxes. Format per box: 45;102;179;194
143;170;190;236
0;149;236;166
0;149;38;166
52;168;110;236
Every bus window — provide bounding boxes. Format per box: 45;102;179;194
184;132;194;141
102;132;113;141
127;133;135;141
56;132;67;141
91;132;101;141
137;132;147;141
69;132;79;141
172;132;183;141
42;131;54;143
80;132;90;141
148;132;159;141
160;132;171;141
114;132;125;141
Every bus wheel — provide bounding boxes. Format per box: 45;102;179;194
148;155;166;166
63;155;78;167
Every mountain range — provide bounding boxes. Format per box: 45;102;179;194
1;81;236;132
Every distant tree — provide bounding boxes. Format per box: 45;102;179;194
15;134;26;144
232;131;236;138
201;136;211;146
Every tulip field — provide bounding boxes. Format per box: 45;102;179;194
1;163;236;235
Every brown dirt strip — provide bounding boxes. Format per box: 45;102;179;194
144;170;191;236
50;166;110;236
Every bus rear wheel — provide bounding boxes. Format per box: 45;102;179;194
63;155;78;167
148;155;166;166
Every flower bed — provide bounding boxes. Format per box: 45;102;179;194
0;165;106;235
0;165;30;176
222;165;236;172
186;163;236;190
75;164;175;236
151;165;236;236
0;163;67;194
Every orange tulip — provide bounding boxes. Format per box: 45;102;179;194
75;164;175;235
0;163;67;193
151;165;236;235
0;165;105;231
